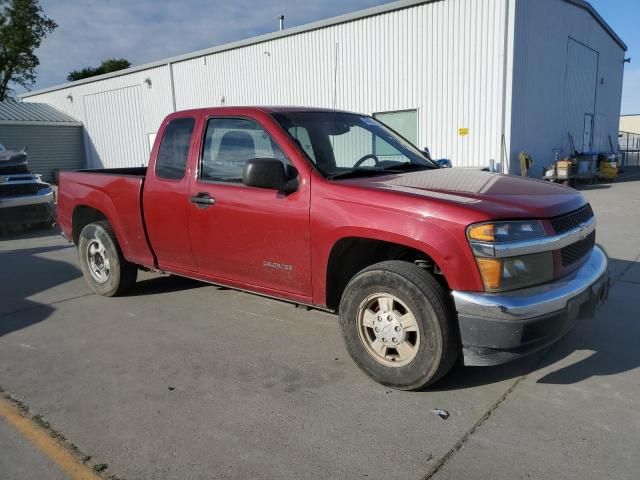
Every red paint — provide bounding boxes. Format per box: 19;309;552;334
58;107;587;306
57;171;154;267
142;112;202;271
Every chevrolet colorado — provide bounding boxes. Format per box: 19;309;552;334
57;107;609;389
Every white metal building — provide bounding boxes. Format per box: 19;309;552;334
620;114;640;135
619;115;640;166
20;0;626;177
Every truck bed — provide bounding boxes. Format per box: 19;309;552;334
57;170;155;268
78;167;148;177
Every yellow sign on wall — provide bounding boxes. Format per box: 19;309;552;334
458;128;469;136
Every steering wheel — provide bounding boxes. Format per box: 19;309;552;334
353;154;380;168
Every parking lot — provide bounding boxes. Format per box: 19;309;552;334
1;171;639;480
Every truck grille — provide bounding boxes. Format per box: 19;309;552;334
561;231;596;267
0;183;39;196
550;204;594;234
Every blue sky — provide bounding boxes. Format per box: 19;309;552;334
30;0;639;113
31;0;387;89
589;0;639;114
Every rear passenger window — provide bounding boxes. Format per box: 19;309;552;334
200;117;287;183
155;117;195;180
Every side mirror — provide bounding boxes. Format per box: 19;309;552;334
422;147;432;160
243;158;299;193
435;159;452;168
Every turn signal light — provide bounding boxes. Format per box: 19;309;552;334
476;258;502;290
467;224;496;242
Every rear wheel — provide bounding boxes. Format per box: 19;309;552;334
78;220;137;296
338;261;458;390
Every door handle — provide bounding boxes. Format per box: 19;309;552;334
190;192;215;207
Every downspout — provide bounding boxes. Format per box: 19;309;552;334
168;61;177;112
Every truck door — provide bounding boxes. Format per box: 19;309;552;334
186;116;312;299
142;115;199;271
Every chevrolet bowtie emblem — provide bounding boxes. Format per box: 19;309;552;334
578;223;590;240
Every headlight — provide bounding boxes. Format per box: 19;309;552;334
468;220;552;292
467;220;546;242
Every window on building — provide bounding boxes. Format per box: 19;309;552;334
155;117;195;180
200;117;287;183
330;124;375;168
373;110;418;157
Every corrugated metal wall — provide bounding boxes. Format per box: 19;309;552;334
509;0;625;176
24;0;508;170
0;124;85;181
620;115;640;135
23;65;173;169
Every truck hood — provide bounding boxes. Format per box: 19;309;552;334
342;168;586;219
0;149;29;175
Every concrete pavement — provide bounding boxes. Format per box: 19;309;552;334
1;171;639;479
0;415;68;480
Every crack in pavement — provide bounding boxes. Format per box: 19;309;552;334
420;373;528;480
420;248;640;479
420;341;566;480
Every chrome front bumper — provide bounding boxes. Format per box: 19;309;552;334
452;246;609;366
0;188;54;208
0;188;56;226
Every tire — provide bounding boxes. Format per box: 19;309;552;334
78;220;137;296
338;261;458;390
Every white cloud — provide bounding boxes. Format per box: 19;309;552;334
29;0;387;90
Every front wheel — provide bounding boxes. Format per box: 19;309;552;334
338;261;458;390
78;221;137;296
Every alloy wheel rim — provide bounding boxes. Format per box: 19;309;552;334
356;293;420;367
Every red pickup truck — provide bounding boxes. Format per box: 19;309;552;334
58;107;609;390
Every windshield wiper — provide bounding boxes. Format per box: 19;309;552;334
381;162;434;172
326;168;390;180
327;163;435;181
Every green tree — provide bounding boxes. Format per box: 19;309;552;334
67;58;131;82
100;58;131;73
0;0;57;100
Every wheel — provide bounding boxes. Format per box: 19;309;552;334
78;220;137;296
338;261;458;390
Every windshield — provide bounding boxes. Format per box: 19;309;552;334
272;111;436;179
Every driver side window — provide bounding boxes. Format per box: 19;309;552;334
200;117;287;183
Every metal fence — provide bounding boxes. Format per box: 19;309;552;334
619;131;640;167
